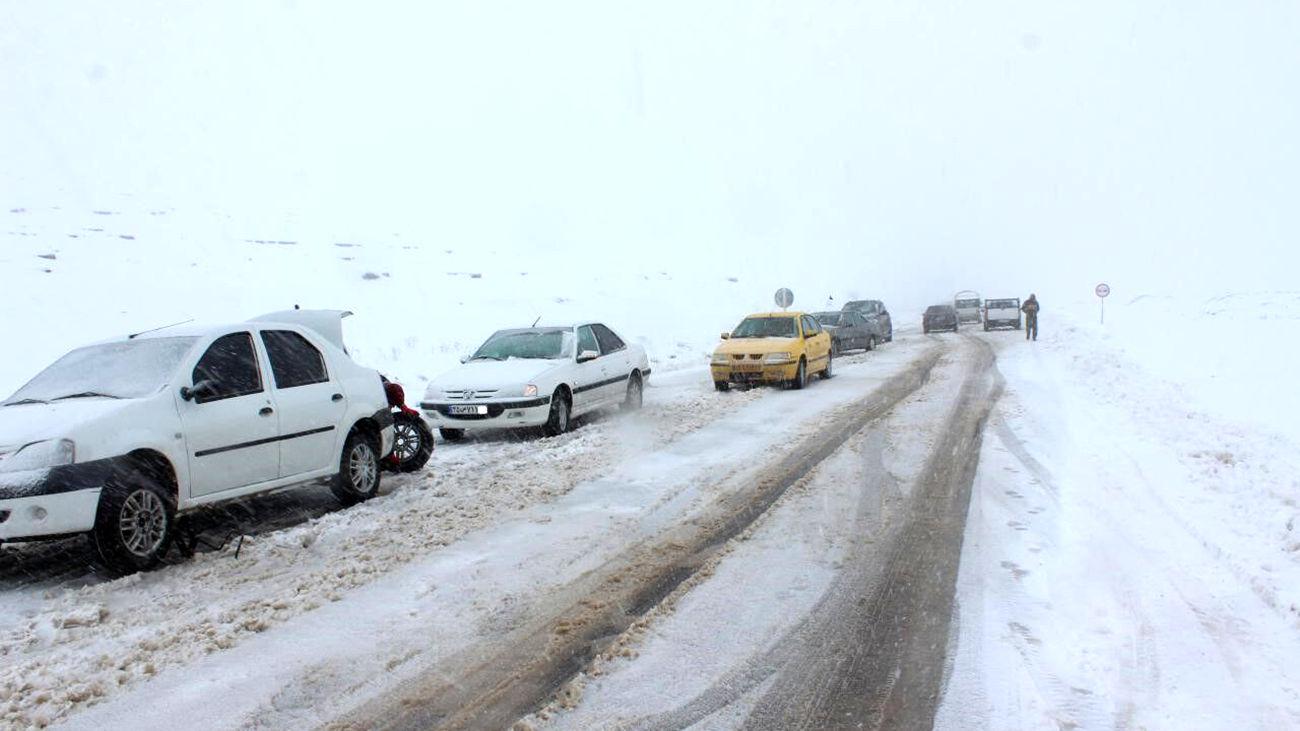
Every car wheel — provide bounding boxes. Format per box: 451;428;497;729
439;428;466;442
867;336;876;352
331;429;381;506
92;473;175;575
623;372;644;410
885;330;893;343
831;339;841;358
820;351;834;380
390;412;434;472
543;389;571;436
714;381;730;392
789;358;807;390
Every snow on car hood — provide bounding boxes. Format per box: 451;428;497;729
714;337;802;356
0;398;135;451
428;359;563;393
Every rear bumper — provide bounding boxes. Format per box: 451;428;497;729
420;397;553;431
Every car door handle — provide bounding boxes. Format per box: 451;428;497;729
331;393;344;402
259;407;274;416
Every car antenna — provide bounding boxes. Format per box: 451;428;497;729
128;318;194;339
531;316;542;327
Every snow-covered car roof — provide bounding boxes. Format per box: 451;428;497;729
117;310;353;353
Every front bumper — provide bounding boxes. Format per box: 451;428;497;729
0;487;102;541
419;396;553;431
711;362;799;384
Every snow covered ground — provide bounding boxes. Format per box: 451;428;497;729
938;295;1300;729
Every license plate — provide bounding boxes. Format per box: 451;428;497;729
734;363;762;372
447;405;488;415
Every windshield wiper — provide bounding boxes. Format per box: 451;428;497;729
2;398;48;406
470;355;504;362
51;391;122;401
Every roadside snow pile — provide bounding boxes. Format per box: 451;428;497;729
1046;294;1300;626
1077;290;1300;444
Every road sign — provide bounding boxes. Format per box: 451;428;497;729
1095;283;1111;298
774;288;794;309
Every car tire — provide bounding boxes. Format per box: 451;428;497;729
543;389;571;436
885;330;893;343
439;428;466;442
820;351;834;380
92;472;175;575
390;412;433;473
867;336;876;352
623;372;644;411
789;358;807;390
831;339;841;358
714;381;730;392
331;429;382;506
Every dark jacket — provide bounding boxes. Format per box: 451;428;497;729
1021;297;1040;315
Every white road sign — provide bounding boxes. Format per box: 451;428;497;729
1096;283;1111;298
774;288;794;309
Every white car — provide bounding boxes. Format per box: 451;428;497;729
983;297;1023;331
421;323;650;439
0;310;395;574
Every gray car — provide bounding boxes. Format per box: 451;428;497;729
812;311;878;354
841;300;894;343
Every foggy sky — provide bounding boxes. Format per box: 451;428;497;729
2;1;1297;312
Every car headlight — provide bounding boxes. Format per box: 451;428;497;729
711;353;730;365
0;439;76;474
764;353;793;364
523;384;539;397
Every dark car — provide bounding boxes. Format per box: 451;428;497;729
813;311;878;354
841;300;893;343
923;305;960;334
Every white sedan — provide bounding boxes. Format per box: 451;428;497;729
0;310;394;574
420;323;651;439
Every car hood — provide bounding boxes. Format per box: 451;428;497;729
429;359;563;391
715;337;801;356
0;398;135;451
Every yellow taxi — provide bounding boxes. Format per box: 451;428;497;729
710;311;834;391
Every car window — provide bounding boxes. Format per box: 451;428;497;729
801;316;821;336
192;332;262;403
591;324;626;354
732;317;797;338
577;326;600;356
261;330;329;389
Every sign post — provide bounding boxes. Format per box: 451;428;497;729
1095;282;1111;324
774;288;794;311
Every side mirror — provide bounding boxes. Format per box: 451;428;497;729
576;350;600;363
459;355;470;364
180;379;217;402
720;332;730;340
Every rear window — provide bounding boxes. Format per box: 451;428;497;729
987;299;1018;308
955;299;981;308
813;313;842;326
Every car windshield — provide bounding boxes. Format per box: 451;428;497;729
4;337;198;405
472;329;575;360
813;313;842;326
842;301;870;313
955;299;981;308
731;317;798;338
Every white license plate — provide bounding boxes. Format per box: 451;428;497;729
447;405;488;415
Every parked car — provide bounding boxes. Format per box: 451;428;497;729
840;300;894;343
983;298;1023;331
812;311;878;354
924;305;961;333
420;323;650;440
711;312;833;391
954;291;982;324
0;310;395;574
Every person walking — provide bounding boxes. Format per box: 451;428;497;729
1021;294;1040;341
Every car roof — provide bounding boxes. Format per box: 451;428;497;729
744;311;803;319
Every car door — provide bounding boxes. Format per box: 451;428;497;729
591;323;632;403
571;325;606;413
801;316;830;370
844;312;867;349
178;331;280;498
877;303;892;337
259;328;348;477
